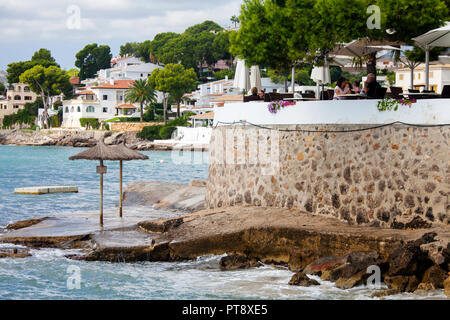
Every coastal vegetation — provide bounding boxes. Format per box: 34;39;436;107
230;0;449;79
124;79;157;122
75;43;112;80
147;63;198;119
79;118;101;130
136;112;194;141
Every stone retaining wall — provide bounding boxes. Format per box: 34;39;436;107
110;122;164;132
205;124;449;228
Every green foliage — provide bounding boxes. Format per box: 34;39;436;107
105;117;141;123
2;108;36;129
125;78;157;122
148;63;198;117
0;82;5;95
79;118;100;129
19;65;72;99
214;69;235;80
75;43;112;80
121;21;230;78
24;98;43;116
136;125;163;141
159;126;177;139
6;48;59;84
377;97;416;111
119;42;140;57
66;68;79;78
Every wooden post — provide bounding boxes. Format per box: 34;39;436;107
99;159;104;227
119;160;123;218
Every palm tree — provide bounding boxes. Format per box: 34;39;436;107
231;15;239;28
125;79;157;122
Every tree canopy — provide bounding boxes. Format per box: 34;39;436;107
148;63;198;118
124;79;157;122
118;21;231;79
19;65;71;127
75;43;112;80
6;48;59;84
230;0;449;77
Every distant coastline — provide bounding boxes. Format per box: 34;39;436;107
0;128;208;151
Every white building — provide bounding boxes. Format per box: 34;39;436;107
61;79;140;128
395;64;450;93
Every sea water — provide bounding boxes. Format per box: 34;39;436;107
0;146;445;300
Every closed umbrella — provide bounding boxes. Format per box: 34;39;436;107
310;58;331;99
233;58;251;93
412;22;450;90
250;65;262;91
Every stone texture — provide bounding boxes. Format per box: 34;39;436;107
219;254;261;271
206;125;450;228
288;271;320;286
444;276;450;297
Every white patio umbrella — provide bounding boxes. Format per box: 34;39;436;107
233;58;251;93
250;65;262;91
331;39;401;58
412;22;450;90
310;58;331;99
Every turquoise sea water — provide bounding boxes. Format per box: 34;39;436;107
0;146;445;300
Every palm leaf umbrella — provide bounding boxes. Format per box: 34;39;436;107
69;140;148;226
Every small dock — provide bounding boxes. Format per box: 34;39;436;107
14;186;78;195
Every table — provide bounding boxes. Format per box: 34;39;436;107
335;94;368;100
284;97;318;101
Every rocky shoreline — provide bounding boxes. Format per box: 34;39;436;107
0;129;208;151
0;181;449;298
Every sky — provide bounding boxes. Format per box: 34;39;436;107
0;0;242;71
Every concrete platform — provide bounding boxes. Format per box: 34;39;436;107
14;186;78;195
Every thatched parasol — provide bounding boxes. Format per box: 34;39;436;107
69;140;149;226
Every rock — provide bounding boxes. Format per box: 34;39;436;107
190;180;207;187
391;216;432;229
335;271;367;289
138;218;184;233
0;247;31;258
384;275;420;292
371;289;401;298
288;249;318;272
421;265;447;288
414;282;436;294
319;251;387;289
288;271;320;286
6;217;48;230
219;254;261;271
387;242;429;276
303;256;347;276
123;181;206;212
444;276;450;297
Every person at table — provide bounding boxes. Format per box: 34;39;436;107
363;73;381;98
352;81;362;94
334;77;351;99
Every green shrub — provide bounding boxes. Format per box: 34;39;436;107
159;126;177;139
136;125;163;141
80;118;100;129
2;108;36;129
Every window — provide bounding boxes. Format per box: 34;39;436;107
65;107;69;113
14;95;21;100
86;106;95;113
140;73;143;77
103;95;108;100
14;105;19;109
418;73;421;80
430;72;434;79
24;96;32;101
399;74;404;81
71;106;74;113
103;107;108;113
24;86;30;92
77;106;81;112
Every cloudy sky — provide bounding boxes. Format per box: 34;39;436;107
0;0;242;71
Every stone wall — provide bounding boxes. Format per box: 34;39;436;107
110;122;164;132
206;124;449;228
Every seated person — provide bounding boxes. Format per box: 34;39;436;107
258;89;265;100
352;81;362;94
363;73;381;98
334;77;351;99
